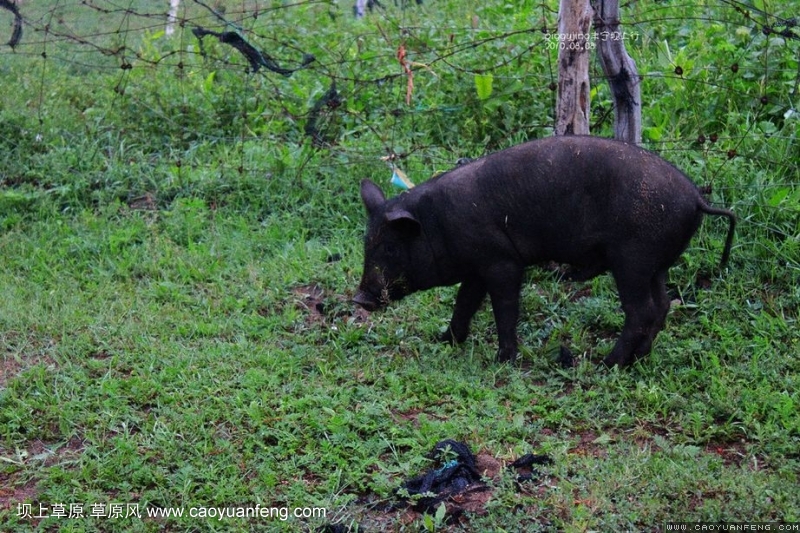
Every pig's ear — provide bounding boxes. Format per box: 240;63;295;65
360;179;386;215
385;209;421;237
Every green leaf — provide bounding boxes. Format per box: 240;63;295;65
203;71;216;94
767;187;790;207
644;126;663;142
474;73;494;100
592;433;614;445
435;502;447;524
423;512;435;532
758;120;777;134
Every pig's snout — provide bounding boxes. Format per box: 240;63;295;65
353;289;380;312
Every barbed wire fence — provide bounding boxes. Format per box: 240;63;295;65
1;0;798;270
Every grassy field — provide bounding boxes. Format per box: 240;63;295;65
1;0;798;531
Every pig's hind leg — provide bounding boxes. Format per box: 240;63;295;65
603;267;663;367
627;270;671;363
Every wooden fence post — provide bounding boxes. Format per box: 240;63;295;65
592;0;642;144
554;0;594;136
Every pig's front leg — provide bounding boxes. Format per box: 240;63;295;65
486;264;524;362
440;277;487;345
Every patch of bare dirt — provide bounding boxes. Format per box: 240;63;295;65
568;430;610;459
0;477;38;512
705;440;751;468
0;436;86;511
127;192;158;211
389;403;450;427
0;331;58;387
0;354;26;388
259;283;371;332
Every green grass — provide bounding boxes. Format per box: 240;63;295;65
1;202;797;531
1;0;799;531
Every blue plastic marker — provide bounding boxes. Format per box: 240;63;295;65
390;165;414;190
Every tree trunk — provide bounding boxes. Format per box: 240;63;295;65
592;0;642;144
166;0;181;35
555;0;594;136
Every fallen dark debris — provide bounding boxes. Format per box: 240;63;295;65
508;452;554;484
397;439;484;513
394;440;552;519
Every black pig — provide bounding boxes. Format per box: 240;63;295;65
353;136;736;367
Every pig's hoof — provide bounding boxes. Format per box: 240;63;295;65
601;353;633;368
496;348;518;363
600;356;619;368
438;331;455;346
438;329;466;346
